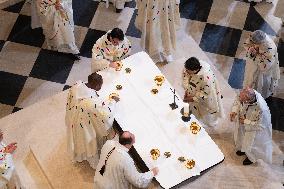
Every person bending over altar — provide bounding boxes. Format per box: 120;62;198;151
31;0;80;60
94;131;159;189
65;73;119;169
0;130;21;189
183;57;224;127
91;28;131;73
135;0;181;63
230;88;272;165
243;30;280;100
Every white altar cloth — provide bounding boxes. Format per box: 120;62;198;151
97;52;224;189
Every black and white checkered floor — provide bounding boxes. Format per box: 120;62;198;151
0;0;283;131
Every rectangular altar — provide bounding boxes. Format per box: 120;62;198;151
98;52;224;189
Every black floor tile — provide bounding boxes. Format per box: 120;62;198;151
0;71;27;106
3;0;25;13
79;28;106;58
277;39;284;67
179;0;213;22
199;23;242;57
228;58;246;89
12;106;22;113
244;6;277;36
0;40;5;52
73;0;99;27
124;0;136;8
266;97;284;132
125;9;141;38
7;14;45;47
30;49;74;84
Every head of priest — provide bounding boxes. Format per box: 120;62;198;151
119;131;136;149
250;30;266;45
86;72;103;91
184;57;202;75
239;87;256;104
108;28;124;46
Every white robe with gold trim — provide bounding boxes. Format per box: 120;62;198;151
182;60;224;126
231;90;272;163
65;81;116;168
91;31;131;72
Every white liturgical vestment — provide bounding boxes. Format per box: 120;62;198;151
31;0;79;54
91;31;131;73
231;90;272;163
65;81;116;168
243;35;280;99
94;140;154;189
135;0;181;62
182;60;224;126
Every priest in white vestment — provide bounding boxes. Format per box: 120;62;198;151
243;30;280;99
230;88;272;165
183;57;224;127
94;131;158;189
135;0;181;63
31;0;80;60
91;28;131;73
274;0;284;39
0;130;21;189
65;73;119;169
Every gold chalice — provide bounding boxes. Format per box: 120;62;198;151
164;152;171;158
116;84;122;90
190;122;201;135
150;149;160;160
178;156;186;162
154;75;165;86
151;88;159;95
109;92;119;101
115;61;123;71
125;67;131;73
185;159;195;169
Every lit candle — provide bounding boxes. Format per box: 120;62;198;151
184;103;189;116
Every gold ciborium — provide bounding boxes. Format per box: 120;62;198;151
164;152;171;158
154;75;165;86
125;67;131;73
115;61;123;71
116;84;122;90
150;149;160;160
185;159;195;169
151;88;159;95
109;92;119;101
190;122;201;135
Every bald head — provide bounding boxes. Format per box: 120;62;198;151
239;88;256;103
251;30;266;44
119;131;135;147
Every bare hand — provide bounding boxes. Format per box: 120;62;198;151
4;143;17;154
109;62;118;69
230;112;237;122
151;167;159;176
183;93;194;103
0;130;3;142
55;2;63;10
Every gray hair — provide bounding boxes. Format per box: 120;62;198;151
251;30;266;44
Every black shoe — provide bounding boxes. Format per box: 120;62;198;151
250;2;257;6
69;54;80;61
236;151;246;156
116;8;123;13
243;157;253;165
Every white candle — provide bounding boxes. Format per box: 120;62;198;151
184;103;189;116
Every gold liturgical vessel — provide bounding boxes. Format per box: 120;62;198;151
109;92;119;100
125;67;131;73
116;85;122;90
190;122;201;134
150;149;160;160
115;61;123;71
185;159;195;169
154;75;165;86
